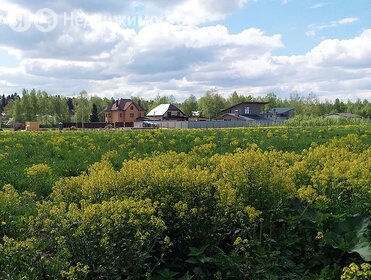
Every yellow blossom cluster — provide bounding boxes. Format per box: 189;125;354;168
341;263;371;280
25;163;52;177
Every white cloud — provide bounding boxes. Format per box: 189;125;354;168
305;30;316;37
306;29;371;67
0;1;370;101
309;3;328;9
162;0;249;25
2;0;251;25
306;17;359;37
337;17;359;25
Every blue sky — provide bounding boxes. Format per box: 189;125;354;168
0;0;370;100
224;0;370;55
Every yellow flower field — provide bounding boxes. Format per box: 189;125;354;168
0;125;370;279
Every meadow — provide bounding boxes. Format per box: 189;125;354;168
0;125;370;279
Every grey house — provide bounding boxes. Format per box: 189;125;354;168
218;102;269;121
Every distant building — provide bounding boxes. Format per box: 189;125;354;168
214;113;263;121
222;101;267;115
264;108;295;121
147;104;188;121
104;99;145;124
327;112;362;119
216;102;269;121
25;121;40;131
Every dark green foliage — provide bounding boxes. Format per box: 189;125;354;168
89;104;99;122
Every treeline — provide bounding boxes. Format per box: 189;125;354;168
2;90;112;125
135;90;371;119
1;89;370;126
0;93;18;113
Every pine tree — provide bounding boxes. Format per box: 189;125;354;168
90;103;99;122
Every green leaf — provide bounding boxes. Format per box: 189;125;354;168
179;272;193;280
187;245;209;257
185;258;199;265
324;215;371;261
157;268;179;279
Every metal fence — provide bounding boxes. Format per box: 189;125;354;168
135;121;285;129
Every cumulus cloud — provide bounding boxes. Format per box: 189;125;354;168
162;0;249;25
2;0;133;14
306;29;371;67
2;0;251;24
0;1;370;101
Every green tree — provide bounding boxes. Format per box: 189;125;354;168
180;95;198;117
150;94;176;110
90;104;100;122
90;96;111;122
21;90;36;121
37;91;51;125
50;96;69;123
334;98;346;113
29;89;39;120
131;96;152;113
74;91;90;126
198;89;226;119
263;93;282;111
12;98;23;122
0;94;6;112
226;91;253;107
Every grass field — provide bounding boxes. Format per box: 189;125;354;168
0;125;370;279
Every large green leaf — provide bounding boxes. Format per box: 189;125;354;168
324;215;371;261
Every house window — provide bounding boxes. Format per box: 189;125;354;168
167;111;172;117
177;111;180;116
120;113;123;118
130;106;134;110
244;107;250;114
130;113;134;118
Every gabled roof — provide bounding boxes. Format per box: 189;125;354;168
240;114;270;121
222;101;268;112
215;113;270;121
327;112;362;118
215;113;252;121
105;99;144;112
104;104;113;112
147;104;184;117
267;107;294;114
